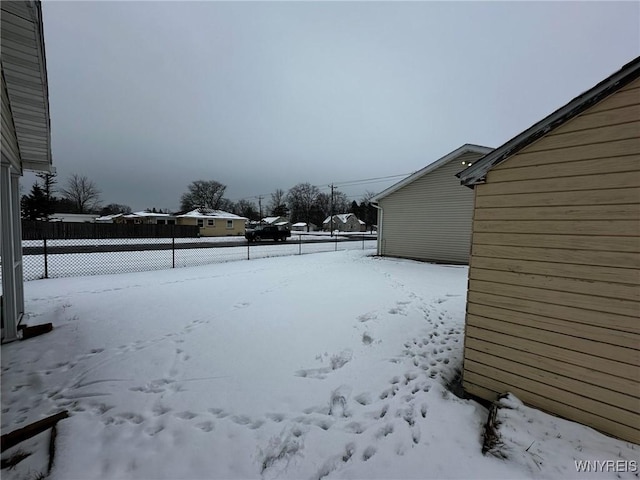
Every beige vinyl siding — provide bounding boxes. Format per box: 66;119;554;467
378;151;484;264
177;217;245;236
1;73;21;170
463;76;640;443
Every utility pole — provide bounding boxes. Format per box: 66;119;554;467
257;196;263;223
329;184;334;237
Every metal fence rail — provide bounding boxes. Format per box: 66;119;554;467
20;235;377;281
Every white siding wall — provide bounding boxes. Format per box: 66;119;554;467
378;151;485;264
1;74;21;170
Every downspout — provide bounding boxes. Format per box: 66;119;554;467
372;202;383;256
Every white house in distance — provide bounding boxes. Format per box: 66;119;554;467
122;211;176;225
291;222;318;232
323;213;365;232
262;216;289;226
96;211;177;224
1;1;53;342
49;213;99;223
373;144;493;264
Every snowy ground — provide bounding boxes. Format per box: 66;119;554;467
2;250;637;479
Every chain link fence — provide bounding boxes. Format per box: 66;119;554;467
20;234;377;281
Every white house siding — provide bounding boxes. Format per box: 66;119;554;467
378;151;485;264
1;74;21;170
463;76;640;444
1;1;52;343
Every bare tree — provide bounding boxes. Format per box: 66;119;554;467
180;180;227;211
360;190;378;230
234;199;259;220
60;174;102;213
268;188;289;217
287;182;320;225
332;190;349;214
360;190;377;204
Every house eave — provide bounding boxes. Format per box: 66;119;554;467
1;1;53;173
457;56;640;187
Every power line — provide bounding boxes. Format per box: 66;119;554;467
228;171;411;203
331;173;411;188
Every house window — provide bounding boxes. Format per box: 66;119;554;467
157;219;166;225
226;220;233;229
197;219;204;227
207;219;215;226
167;219;175;225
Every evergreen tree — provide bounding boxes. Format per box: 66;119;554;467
21;183;48;220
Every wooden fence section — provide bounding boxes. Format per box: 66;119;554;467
22;221;200;240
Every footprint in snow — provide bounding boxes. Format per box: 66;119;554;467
175;411;197;420
362;446;376;461
196;421;214;432
357;312;377;323
266;412;286;423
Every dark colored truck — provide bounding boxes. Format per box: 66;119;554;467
245;225;291;242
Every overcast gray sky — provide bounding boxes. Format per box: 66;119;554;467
38;1;639;212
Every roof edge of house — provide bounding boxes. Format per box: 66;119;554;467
372;143;493;203
457;56;640;187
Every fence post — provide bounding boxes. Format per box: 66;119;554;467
335;232;338;251
172;225;175;268
362;233;365;250
43;237;48;279
298;235;302;255
247;241;250;260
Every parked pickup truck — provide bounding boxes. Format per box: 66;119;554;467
245;225;291;242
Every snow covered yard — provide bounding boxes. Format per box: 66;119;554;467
1;250;637;479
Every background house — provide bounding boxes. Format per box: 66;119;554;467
291;222;317;232
323;213;365;232
49;213;98;223
95;213;124;223
261;216;289;226
373;144;492;264
1;1;53;342
176;208;247;236
458;57;640;443
121;211;176;225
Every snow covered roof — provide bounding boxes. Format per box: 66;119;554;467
262;216;289;225
323;213;359;224
127;211;172;218
177;208;247;220
291;222;307;227
95;213;124;221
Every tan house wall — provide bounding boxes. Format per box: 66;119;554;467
462;77;640;443
378;151;486;264
177;217;246;236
